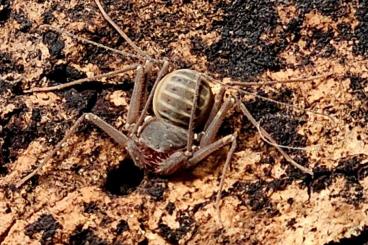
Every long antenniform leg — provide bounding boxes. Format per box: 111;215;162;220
24;64;139;93
94;0;152;61
216;134;237;224
16;62;148;187
192;95;237;225
238;101;314;175
15;113;129;188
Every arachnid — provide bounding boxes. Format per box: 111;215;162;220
3;1;367;244
16;0;320;222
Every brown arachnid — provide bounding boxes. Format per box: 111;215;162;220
15;0;334;223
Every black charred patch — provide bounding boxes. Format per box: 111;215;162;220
242;88;310;175
291;1;367;60
66;3;93;22
115;219;129;235
0;164;7;175
101;0;214;63
41;63;127;125
62;91;125;142
63;89;97;114
286;218;297;230
347;74;368;101
0;103;34;165
142;177;168;201
0;78;22;95
165;202;176;215
334;181;364;206
353;1;368;57
0;52;24;75
284;17;304;43
283;154;310;179
175;213;195;241
206;0;284;79
69;225;107;245
287;198;294;206
25;214;62;245
90;92;126;124
324;225;368;245
229;180;280;216
45;63;86;86
204;0;356;80
83;201;99;213
226;174;344;215
0;101;71;169
349;107;368;128
37;117;71;145
268;178;294;192
100;216;113;227
305;27;336;58
304;154;368;205
337;22;353;41
308;166;333;192
260;114;307;152
243;96;281;126
158;212;195;245
0;0;11;24
42;9;55;24
77;27;124;69
335;154;368;182
138;237;149;245
42;31;65;58
190;36;207;57
104;158;144;196
246;183;272;212
14;10;32;33
295;0;349;20
42;63;114;115
244;88;295;122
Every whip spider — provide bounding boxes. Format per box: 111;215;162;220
16;0;343;223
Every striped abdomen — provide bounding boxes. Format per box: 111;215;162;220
153;69;214;129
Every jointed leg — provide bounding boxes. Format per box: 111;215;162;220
189;133;237;225
126;65;145;125
154;132;238;225
186;73;202;154
24;64;139;93
200;97;235;147
40;25;146;61
132;60;169;136
225;73;334;86
238;101;314;175
156;133;236;175
94;0;153;61
16;113;129;188
187;134;236;167
155;152;190;175
126;61;153;128
204;86;226;131
209;76;338;126
216;133;237;225
16;114;87;188
84;113;129;146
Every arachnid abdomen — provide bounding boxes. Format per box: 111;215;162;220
153;69;214;129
